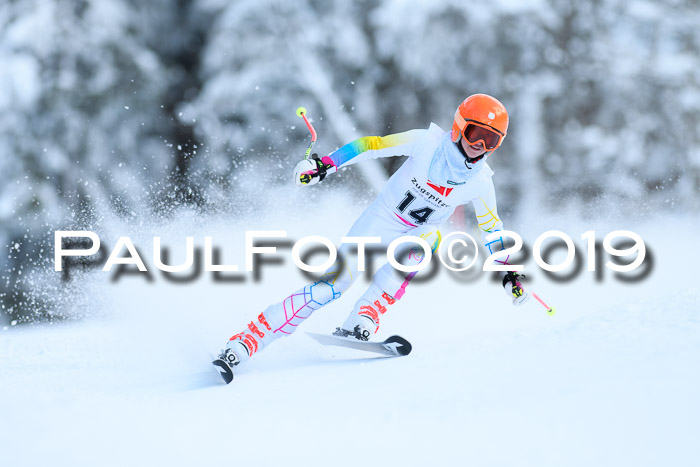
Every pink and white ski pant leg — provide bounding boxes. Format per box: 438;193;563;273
227;204;441;362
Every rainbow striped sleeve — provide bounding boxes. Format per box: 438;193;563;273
328;129;426;169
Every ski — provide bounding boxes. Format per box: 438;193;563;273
211;356;235;384
307;332;412;357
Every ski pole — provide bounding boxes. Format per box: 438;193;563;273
295;106;337;184
531;290;556;315
296;106;317;160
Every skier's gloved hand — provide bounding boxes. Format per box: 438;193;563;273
293;153;335;186
502;271;530;306
294;159;320;186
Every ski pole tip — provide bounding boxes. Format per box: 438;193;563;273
547;307;556;316
296;106;307;117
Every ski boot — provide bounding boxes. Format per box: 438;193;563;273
212;346;242;384
332;317;376;342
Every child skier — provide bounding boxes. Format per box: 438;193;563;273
214;94;529;382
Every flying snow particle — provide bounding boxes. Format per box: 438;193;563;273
124;106;130;110
488;112;495;119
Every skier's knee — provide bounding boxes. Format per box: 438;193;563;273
417;228;442;254
377;228;442;299
316;256;357;295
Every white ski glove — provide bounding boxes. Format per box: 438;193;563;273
293;153;336;186
294;159;320;186
502;271;530;306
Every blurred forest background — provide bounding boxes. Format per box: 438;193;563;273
1;0;699;324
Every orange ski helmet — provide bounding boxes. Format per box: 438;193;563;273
451;94;509;152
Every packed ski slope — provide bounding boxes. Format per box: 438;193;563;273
1;191;698;467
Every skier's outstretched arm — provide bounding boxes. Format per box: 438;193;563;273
294;129;426;186
471;182;531;306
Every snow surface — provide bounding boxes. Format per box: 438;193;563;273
1;197;699;467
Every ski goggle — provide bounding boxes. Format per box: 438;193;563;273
457;118;505;151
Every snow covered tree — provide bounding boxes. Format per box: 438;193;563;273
1;0;698;325
0;0;211;322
